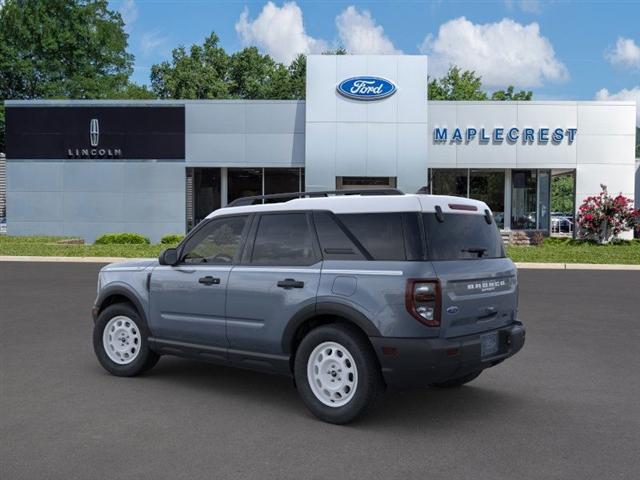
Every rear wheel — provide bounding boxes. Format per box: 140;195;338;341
431;370;482;388
294;324;383;424
93;303;159;376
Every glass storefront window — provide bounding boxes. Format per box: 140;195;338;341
469;170;505;229
193;168;221;225
264;168;302;200
430;169;468;197
511;170;537;230
228;168;263;204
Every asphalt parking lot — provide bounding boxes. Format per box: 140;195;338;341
1;262;639;480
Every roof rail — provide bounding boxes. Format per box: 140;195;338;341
225;188;404;207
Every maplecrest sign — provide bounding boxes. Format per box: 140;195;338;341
433;127;577;144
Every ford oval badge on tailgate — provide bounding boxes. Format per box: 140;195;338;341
337;77;397;100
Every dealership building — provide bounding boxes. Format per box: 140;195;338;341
3;55;638;242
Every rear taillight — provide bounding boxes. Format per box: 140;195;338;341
406;279;441;327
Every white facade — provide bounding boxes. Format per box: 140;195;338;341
427;100;637;237
305;55;428;194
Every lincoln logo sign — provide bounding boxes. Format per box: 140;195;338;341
67;118;122;158
337;77;397;100
89;118;99;147
433;127;578;145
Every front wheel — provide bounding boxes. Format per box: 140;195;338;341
294;324;384;424
93;303;159;377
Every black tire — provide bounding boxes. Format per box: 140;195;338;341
294;324;384;424
93;303;160;377
431;370;483;388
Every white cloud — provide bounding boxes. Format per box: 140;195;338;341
504;0;542;14
605;37;640;70
595;87;640;124
235;1;327;64
119;0;138;33
335;6;401;55
140;30;168;56
420;17;568;88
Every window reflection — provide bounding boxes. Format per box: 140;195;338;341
430;169;467;197
470;170;505;228
511;170;537;230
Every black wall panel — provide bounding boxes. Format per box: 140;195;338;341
6;106;185;159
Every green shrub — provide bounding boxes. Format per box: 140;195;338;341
160;234;185;245
94;233;150;245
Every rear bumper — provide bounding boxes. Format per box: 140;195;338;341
370;322;525;389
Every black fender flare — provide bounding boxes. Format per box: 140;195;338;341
281;301;381;354
94;284;147;324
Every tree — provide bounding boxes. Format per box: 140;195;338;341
0;0;138;151
151;33;310;100
0;0;133;99
228;47;288;99
323;47;347;55
491;86;533;101
150;33;230;99
110;83;156;100
576;184;639;243
288;54;306;100
428;66;533;102
428;67;487;101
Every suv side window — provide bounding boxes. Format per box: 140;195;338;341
337;213;406;261
181;216;248;264
250;213;318;266
313;211;366;260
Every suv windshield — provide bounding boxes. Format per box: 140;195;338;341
423;212;505;260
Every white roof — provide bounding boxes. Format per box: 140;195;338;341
207;194;490;218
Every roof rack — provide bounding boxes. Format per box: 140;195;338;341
226;188;404;207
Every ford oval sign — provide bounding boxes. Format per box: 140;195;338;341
337;76;397;101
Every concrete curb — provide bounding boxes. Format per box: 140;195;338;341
1;256;639;270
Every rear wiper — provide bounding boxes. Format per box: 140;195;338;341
461;247;487;258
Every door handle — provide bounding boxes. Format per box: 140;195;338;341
277;278;304;289
198;276;220;285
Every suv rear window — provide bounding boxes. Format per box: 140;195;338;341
423;213;505;260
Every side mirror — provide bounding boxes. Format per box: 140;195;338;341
159;247;179;266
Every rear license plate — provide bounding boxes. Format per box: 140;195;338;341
481;332;499;357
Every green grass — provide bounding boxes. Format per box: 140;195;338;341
1;235;639;264
507;239;640;264
0;235;172;258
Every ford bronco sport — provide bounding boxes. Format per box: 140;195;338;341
92;190;525;424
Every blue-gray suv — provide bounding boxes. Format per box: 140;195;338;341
93;190;525;424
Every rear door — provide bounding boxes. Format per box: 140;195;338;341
225;212;321;363
422;211;517;339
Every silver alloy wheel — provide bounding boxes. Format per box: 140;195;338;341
307;341;358;407
102;315;142;365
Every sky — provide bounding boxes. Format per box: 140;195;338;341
112;0;640;123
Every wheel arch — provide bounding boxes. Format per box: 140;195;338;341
95;284;147;324
282;302;381;359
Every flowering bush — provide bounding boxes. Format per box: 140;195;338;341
577;185;639;244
